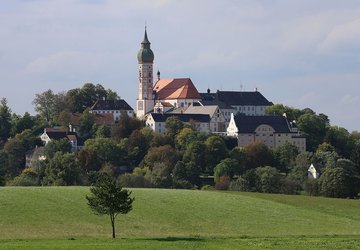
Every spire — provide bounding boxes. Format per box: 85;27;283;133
137;26;154;63
142;26;150;46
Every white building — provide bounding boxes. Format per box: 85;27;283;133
146;113;211;134
308;164;320;179
227;113;306;152
183;104;226;133
90;99;134;122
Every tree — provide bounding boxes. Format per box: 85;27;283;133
213;158;239;182
10;112;35;136
274;142;299;174
182;141;207;173
297;112;328;152
86;176;134;238
3;138;26;178
204;135;228;174
33;90;67;124
243;142;274;171
112;113;143;140
43;152;82;185
84;138;123;166
255;166;282;194
172;161;201;186
324;126;353;158
165;116;184;141
78;109;96;141
319;167;358;198
44;138;72;159
0;98;12;140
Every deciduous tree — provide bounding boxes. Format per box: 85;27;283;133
86;176;134;238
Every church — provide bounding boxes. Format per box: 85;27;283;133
135;28;306;151
136;28;202;119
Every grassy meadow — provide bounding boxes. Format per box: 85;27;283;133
0;187;360;249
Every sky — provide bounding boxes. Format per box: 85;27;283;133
0;0;360;132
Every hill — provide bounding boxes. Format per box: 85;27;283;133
0;187;360;249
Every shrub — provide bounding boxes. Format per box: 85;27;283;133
118;173;151;188
280;177;300;195
173;179;193;189
229;177;249;192
304;179;320;196
8;168;39;186
255;166;281;194
201;185;215;191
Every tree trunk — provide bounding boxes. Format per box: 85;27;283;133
111;215;116;238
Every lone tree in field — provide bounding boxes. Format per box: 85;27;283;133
86;176;134;238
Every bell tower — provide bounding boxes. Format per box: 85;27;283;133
136;27;155;119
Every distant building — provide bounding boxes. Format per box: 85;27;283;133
200;89;273;123
40;128;83;152
183;104;226;133
136;28;202;119
227;114;306;152
90;99;134;122
146;113;211;134
67;112;114;133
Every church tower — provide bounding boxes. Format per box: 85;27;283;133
136;27;155;119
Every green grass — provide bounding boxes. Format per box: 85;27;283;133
1;187;360;249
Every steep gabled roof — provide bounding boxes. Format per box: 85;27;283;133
69;112;114;126
153;78;201;100
90;99;133;111
200;90;273;106
150;113;210;123
184;105;219;117
45;129;68;140
233;115;291;133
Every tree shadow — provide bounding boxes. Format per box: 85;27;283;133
142;236;205;242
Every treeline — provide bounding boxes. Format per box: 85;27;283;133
0;84;360;199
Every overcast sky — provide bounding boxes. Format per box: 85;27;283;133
1;0;359;131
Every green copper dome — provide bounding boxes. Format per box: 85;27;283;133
137;29;154;63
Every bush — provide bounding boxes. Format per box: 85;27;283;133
8;168;39;186
255;166;281;194
229;177;249;192
280;177;300;195
118;173;151;188
304;179;320;196
173;179;193;189
319;167;358;198
215;176;230;190
201;185;215;191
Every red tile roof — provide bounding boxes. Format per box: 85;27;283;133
153;78;201;100
69;113;114;126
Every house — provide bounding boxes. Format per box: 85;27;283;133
146;113;211;134
200;89;273;123
90;99;134;122
227;113;306;152
183;104;226;133
308;164;320;179
67;112;114;133
40;128;83;152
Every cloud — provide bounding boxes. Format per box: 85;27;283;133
319;18;360;55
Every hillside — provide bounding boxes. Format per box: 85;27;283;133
1;187;360;249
